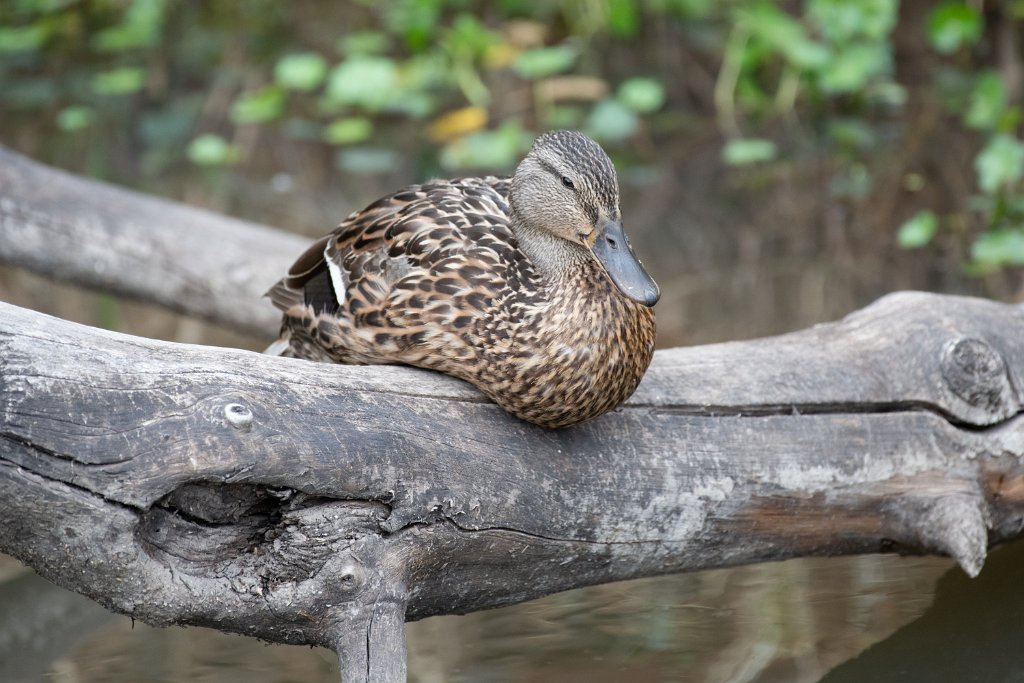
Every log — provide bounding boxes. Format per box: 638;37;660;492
2;291;1024;682
0;145;305;336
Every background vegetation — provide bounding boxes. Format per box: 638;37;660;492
2;0;1023;347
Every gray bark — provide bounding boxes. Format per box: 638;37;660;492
2;147;1024;681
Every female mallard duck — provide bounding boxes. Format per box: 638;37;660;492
267;130;659;428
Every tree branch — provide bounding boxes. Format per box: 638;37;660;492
0;145;305;336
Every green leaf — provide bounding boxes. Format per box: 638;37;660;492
93;24;153;52
976;134;1024;194
927;2;983;54
783;39;832;70
585;99;638;141
325;56;398;110
385;0;442;51
57;105;95;131
807;0;898;43
971;228;1024;266
322;117;373;144
897;210;938;248
275;53;328;91
617;78;665;113
513;45;577;79
606;0;640;37
737;2;801;44
722;138;777;165
187;134;238;166
439;121;526;171
965;71;1006;130
817;42;889;93
91;68;145;95
92;0;167;52
0;24;48;53
230;86;284;124
444;13;500;58
738;3;830;69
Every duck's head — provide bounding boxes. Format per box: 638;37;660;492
509;130;660;307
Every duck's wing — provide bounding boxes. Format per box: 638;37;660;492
267;183;423;309
265;177;522;360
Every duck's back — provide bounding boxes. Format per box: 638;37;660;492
267;177;541;373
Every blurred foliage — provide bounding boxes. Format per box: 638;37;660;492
1;0;1023;272
901;0;1024;272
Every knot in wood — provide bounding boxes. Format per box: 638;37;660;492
337;563;364;592
941;337;1011;412
223;403;254;430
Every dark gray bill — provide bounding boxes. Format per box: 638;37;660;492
591;218;660;307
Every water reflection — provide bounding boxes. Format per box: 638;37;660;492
0;563;114;683
823;541;1024;683
409;555;948;683
1;550;961;682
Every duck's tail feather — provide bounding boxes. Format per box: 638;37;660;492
266;277;303;312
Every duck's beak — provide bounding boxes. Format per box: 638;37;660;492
590;218;660;307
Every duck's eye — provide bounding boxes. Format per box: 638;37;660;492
561;176;575;190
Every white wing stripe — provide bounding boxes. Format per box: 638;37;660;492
324;245;347;306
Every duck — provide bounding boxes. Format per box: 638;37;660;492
266;130;659;428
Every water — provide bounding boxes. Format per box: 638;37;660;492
7;545;999;683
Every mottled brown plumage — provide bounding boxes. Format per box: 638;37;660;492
266;130;659;428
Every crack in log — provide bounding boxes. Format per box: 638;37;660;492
0;427;175;467
424;517;697;551
646;400;1024;430
0;432;81;464
0;451;146;528
0;433;153;511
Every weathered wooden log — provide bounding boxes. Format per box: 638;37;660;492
0;145;304;336
2;291;1023;682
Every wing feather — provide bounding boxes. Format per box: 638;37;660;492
266;176;528;365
